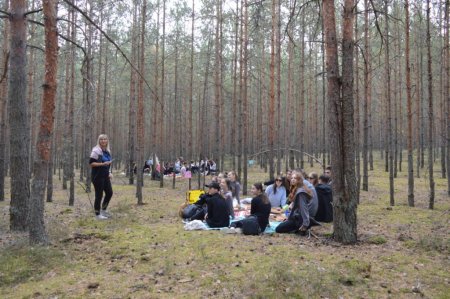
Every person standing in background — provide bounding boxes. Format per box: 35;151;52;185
89;134;114;220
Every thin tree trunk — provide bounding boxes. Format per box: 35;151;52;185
426;0;435;209
9;0;30;231
405;0;415;206
68;5;76;206
136;0;146;205
0;0;9;202
275;0;281;175
354;7;361;199
231;0;239;171
268;0;276;181
29;0;58;245
128;0;137;185
445;0;450;195
242;0;248;194
188;0;194;160
384;0;394;206
160;0;166;188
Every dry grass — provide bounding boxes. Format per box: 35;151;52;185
0;159;449;298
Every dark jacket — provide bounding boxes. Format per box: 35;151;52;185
89;146;111;181
250;194;271;231
315;183;333;223
206;193;230;228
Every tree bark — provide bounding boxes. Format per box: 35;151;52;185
136;0;146;205
426;0;435;209
0;0;9;202
127;0;137;185
9;0;30;231
384;0;394;206
445;0;450;196
405;0;415;206
323;0;358;244
268;0;276;181
29;0;58;245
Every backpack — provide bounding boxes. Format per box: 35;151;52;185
241;216;261;235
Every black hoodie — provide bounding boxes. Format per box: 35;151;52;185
315;183;333;223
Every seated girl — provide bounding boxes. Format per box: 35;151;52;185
230;183;271;233
275;172;318;234
265;176;288;208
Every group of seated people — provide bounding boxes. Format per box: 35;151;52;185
184;166;333;235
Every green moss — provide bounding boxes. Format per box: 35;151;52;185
367;235;387;245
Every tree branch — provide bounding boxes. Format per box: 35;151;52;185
27;44;45;53
62;0;167;116
0;9;10;17
24;8;43;16
28;19;86;56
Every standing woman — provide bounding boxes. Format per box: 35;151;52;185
228;170;241;208
265;176;288;208
90;134;113;219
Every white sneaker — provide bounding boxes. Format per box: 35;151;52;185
101;210;112;218
96;214;108;220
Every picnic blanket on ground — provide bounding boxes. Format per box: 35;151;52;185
183;218;282;234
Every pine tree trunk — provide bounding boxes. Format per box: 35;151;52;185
323;0;358;244
405;0;415;206
128;0;137;185
242;0;248;195
9;0;30;231
426;0;435;209
0;0;9;202
354;8;361;200
136;0;146;205
231;0;239;171
445;1;450;195
384;0;394;206
29;0;58;245
268;0;276;181
160;0;166;188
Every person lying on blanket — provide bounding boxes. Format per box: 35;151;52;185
204;182;230;228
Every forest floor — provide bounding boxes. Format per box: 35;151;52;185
0;159;449;299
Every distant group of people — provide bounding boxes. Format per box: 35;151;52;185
183;166;334;235
88;133;333;230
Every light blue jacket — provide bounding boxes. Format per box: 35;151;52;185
265;184;287;208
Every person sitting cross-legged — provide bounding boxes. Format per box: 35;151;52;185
204;182;230;228
276;172;318;234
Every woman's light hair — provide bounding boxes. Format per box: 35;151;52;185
97;134;111;153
